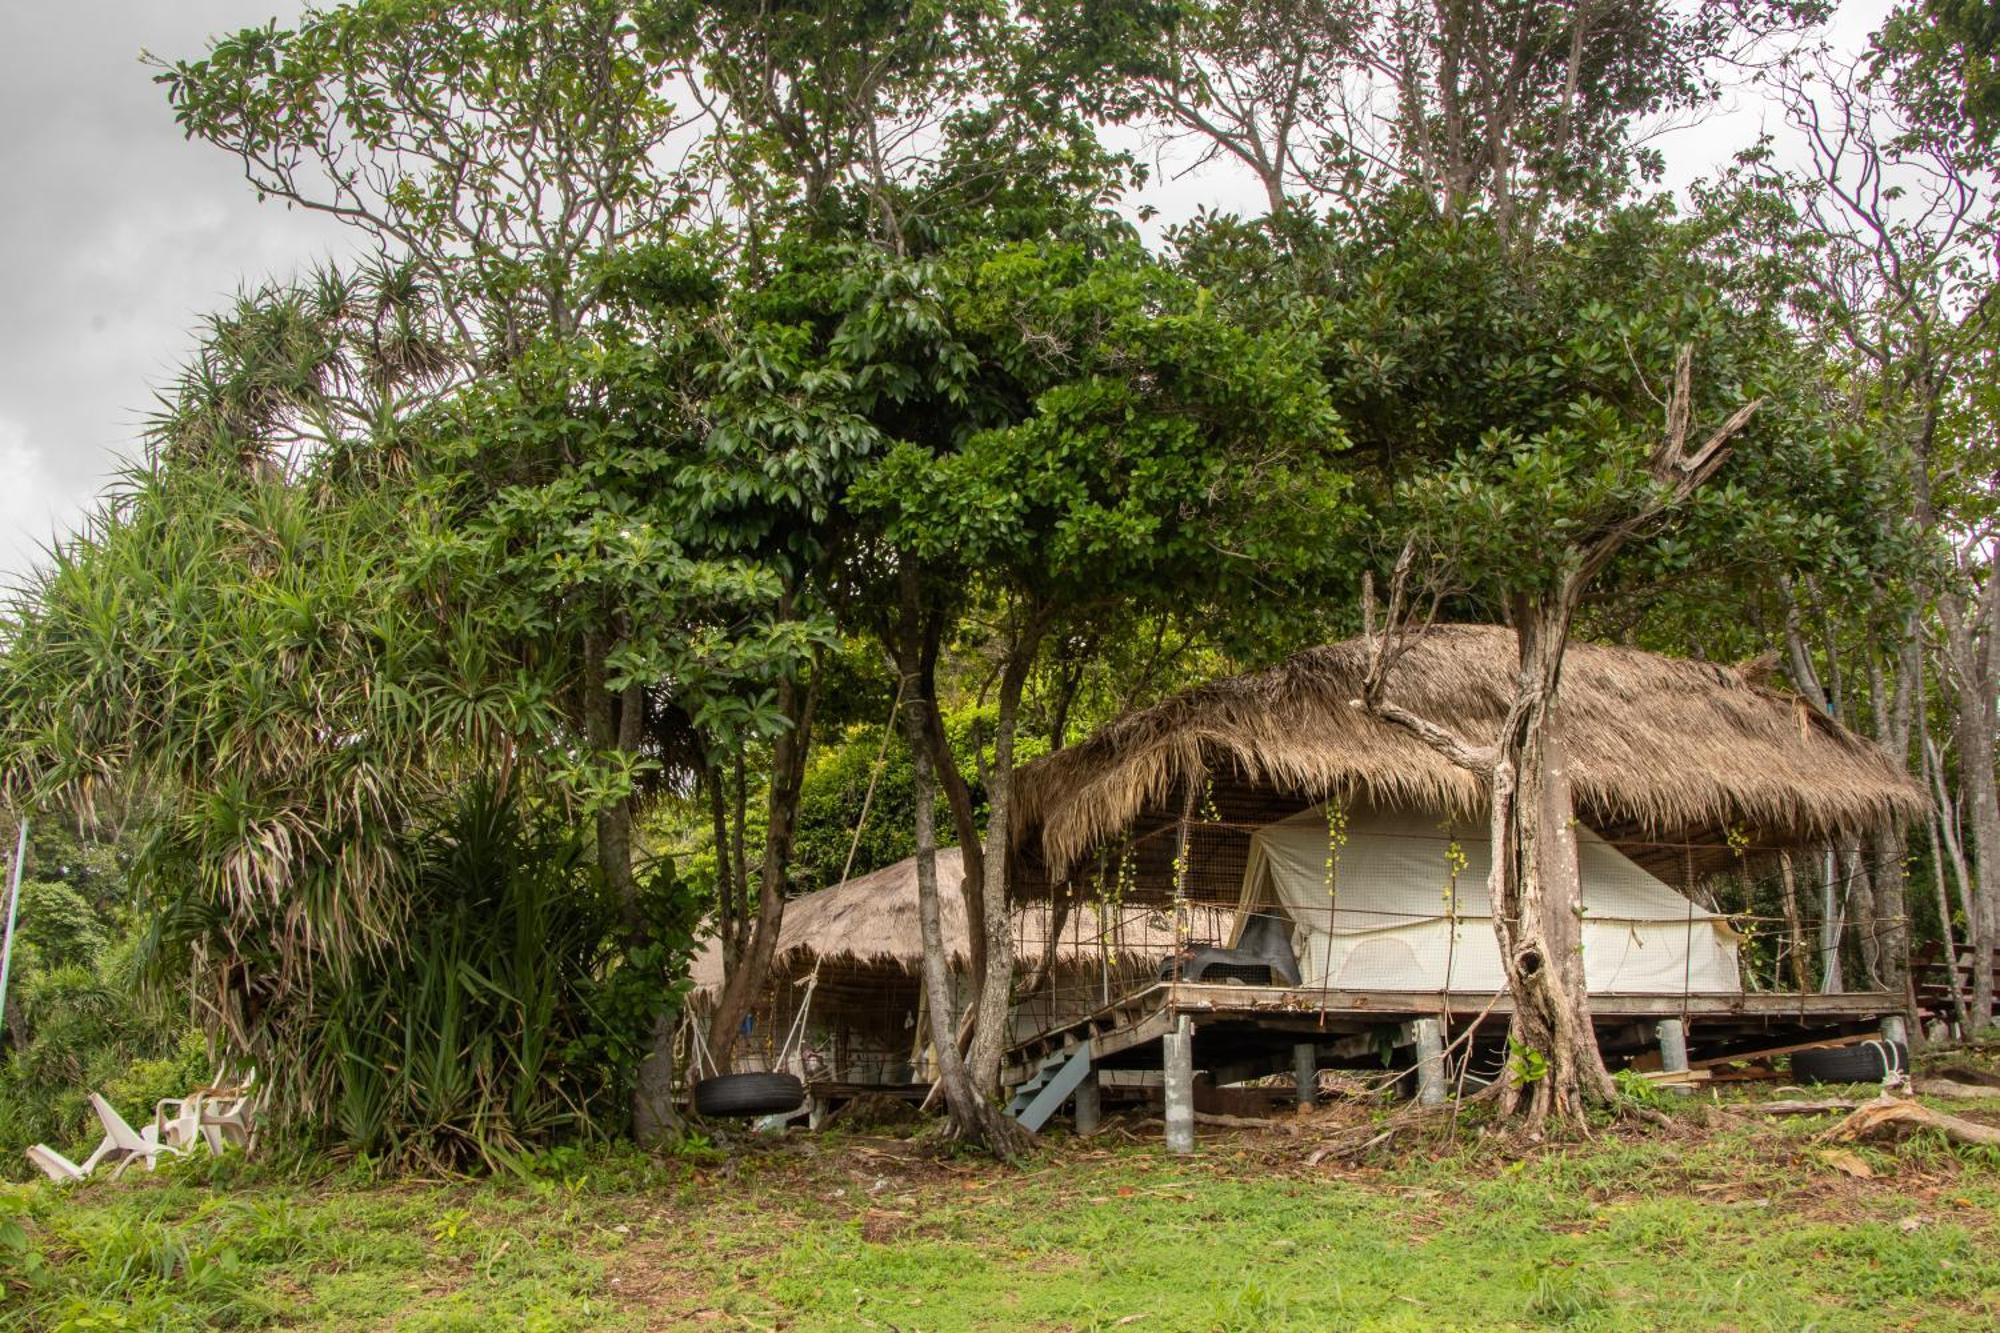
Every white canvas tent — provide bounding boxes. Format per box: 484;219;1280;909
1233;802;1741;994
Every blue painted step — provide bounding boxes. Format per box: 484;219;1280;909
1005;1042;1092;1132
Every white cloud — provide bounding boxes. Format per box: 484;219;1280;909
0;416;88;588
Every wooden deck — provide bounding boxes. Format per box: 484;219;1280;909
1003;982;1898;1084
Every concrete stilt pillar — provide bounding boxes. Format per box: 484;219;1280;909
1073;1071;1102;1136
1880;1013;1909;1047
1294;1043;1318;1108
1163;1018;1195;1155
1413;1018;1446;1107
808;1095;830;1131
1656;1018;1690;1087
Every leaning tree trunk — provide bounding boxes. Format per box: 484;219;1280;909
1487;605;1618;1126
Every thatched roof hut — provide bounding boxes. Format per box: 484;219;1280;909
688;848;1193;998
1015;625;1925;894
686;849;1192;1085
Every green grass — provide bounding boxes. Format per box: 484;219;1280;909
2;1101;1997;1331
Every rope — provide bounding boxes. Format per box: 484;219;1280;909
688;1013;720;1081
776;963;822;1069
838;680;906;890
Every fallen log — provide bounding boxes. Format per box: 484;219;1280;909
1825;1095;2000;1149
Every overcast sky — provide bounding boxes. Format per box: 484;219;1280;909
0;0;1895;585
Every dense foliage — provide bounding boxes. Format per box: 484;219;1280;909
1;0;1996;1158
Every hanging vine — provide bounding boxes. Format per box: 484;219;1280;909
1441;826;1468;997
1322;795;1350;926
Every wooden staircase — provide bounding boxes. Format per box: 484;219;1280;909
1004;1041;1092;1132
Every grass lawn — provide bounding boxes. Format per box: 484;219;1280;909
3;1091;1998;1331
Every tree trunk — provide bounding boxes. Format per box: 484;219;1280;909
1847;841;1882;991
583;642;683;1145
1868;823;1907;993
1941;585;1999;1028
704;665;819;1064
731;748;750;959
1355;350;1756;1128
1777;850;1810;993
921;663;988;1011
964;628;1040;1096
707;761;737;969
1487;601;1617;1127
898;621;1031;1159
1925;733;1975;1031
1863;617;1919;998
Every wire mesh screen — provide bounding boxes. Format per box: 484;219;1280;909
688;806;1917;1092
1045;812;1912;1000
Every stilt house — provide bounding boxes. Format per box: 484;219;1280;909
1000;625;1926;1136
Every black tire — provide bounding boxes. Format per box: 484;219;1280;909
1789;1039;1908;1085
693;1071;806;1118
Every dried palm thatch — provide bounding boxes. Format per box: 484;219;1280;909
687;847;1187;997
1016;624;1925;883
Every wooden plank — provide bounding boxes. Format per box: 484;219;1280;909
1092;1003;1175;1063
1159;985;1895;1022
1688;1031;1879;1071
1004;983;1896;1081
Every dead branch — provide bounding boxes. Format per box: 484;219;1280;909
1825;1094;2000;1148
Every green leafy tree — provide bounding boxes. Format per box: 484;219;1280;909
1038;0;1826;238
1344;203;1872;1126
155;1;698;353
749;221;1353;1151
1874;0;2000;168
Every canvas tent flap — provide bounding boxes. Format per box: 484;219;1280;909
1234;802;1741;994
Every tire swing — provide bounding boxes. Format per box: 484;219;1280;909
690;683;900;1121
689;967;819;1119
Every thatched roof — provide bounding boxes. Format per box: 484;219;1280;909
1017;624;1925;882
687;847;1186;997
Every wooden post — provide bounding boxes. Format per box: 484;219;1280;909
1413;1018;1446;1107
1073;1071;1102;1136
1163;1017;1195;1154
1294;1043;1318;1108
1657;1018;1690;1088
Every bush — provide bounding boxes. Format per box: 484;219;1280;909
261;783;698;1172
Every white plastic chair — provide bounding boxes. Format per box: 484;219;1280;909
24;1141;106;1183
89;1093;180;1179
154;1094;211;1153
200;1071;260;1152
